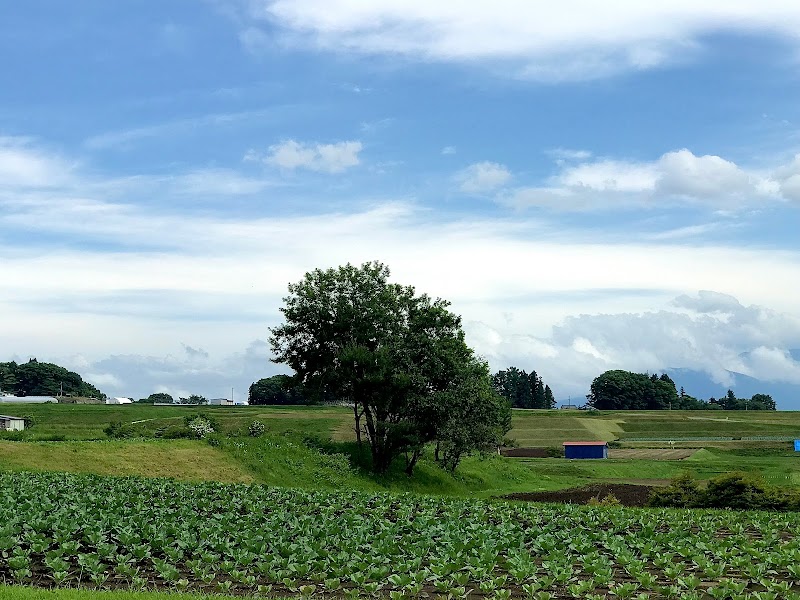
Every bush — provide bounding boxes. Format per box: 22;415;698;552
649;473;701;508
185;415;215;439
587;493;621;507
248;420;266;437
104;421;133;439
650;472;795;511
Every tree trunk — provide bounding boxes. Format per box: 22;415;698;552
352;402;363;447
405;447;422;476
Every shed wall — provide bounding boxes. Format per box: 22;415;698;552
564;445;607;459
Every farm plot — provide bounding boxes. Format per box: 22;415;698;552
607;449;698;460
3;472;800;599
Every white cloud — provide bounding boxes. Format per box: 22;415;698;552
504;149;784;211
548;148;593;162
256;139;363;173
243;1;800;80
457;161;512;194
558;159;658;192
0;137;75;188
471;291;800;399
773;154;800;202
441;146;457;155
4;138;800;404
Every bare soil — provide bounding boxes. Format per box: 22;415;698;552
503;483;656;507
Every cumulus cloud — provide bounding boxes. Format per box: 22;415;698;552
471;291;800;399
503;149;784;210
254;139;363;173
457;161;512;194
241;1;800;80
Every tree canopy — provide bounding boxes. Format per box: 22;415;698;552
587;369;776;411
0;359;104;399
492;367;555;409
248;375;309;405
269;261;510;474
137;392;174;404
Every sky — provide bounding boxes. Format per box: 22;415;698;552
2;1;800;405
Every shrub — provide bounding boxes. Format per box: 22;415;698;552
701;472;776;510
104;421;133;439
587;493;621;507
248;420;266;437
650;472;795;511
186;416;215;439
649;473;701;508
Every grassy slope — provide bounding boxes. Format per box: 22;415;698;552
0;440;254;483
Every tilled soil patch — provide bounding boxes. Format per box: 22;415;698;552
503;483;655;507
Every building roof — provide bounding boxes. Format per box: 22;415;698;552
0;415;24;420
563;441;608;446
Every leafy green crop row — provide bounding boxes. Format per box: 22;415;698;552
1;472;799;599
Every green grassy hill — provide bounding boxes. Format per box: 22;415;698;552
3;403;800;497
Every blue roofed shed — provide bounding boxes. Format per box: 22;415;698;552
564;441;608;459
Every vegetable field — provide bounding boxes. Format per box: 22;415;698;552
3;472;800;600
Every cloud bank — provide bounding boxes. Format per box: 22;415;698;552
243;1;800;80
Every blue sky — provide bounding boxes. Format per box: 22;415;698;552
3;1;800;405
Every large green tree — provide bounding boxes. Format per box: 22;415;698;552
270;261;504;474
586;369;678;410
2;359;104;399
248;375;309;405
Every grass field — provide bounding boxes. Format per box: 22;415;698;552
0;439;254;483
0;403;352;440
508;409;800;447
3;403;800;498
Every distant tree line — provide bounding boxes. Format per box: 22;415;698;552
0;359;104;399
491;367;555;409
586;369;775;411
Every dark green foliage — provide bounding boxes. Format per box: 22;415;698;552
104;421;135;439
248;374;309;405
137;392;174;404
710;390;776;411
0;359;104;399
650;472;797;510
435;361;511;472
586;370;678;410
649;473;701;508
492;367;555;408
178;394;206;404
588;370;776;411
270;261;506;474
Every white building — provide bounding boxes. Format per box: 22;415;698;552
105;397;133;405
208;398;233;406
0;395;57;403
0;415;25;431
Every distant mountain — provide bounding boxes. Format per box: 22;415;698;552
667;364;800;411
